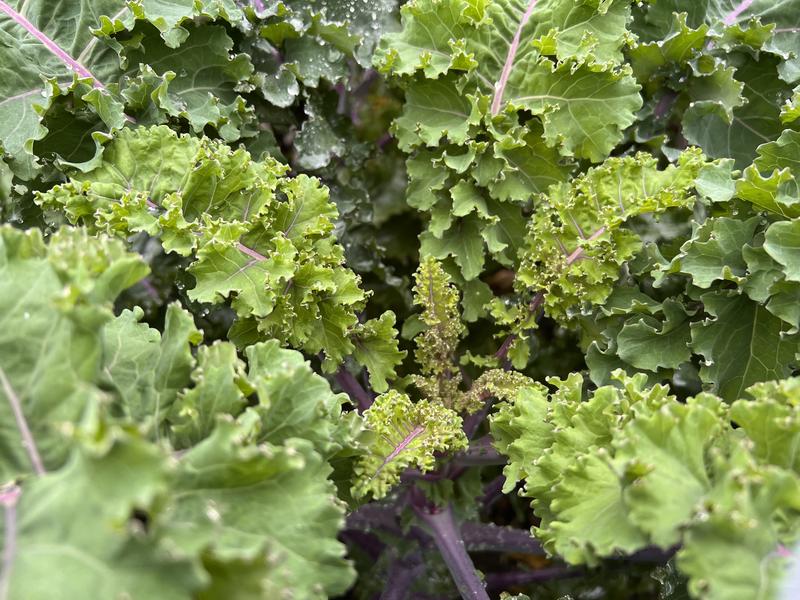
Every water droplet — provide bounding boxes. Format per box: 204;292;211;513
23;312;30;320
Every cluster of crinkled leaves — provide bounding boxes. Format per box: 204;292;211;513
34;124;404;388
0;224;361;599
352;257;534;500
375;0;642;317
376;0;800;369
580;132;800;402
0;0;412;297
0;0;394;177
7;0;800;598
369;0;800;598
491;372;800;600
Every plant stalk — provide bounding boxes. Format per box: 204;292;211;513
414;503;490;600
485;566;584;590
334;369;373;412
380;551;425;600
452;437;506;466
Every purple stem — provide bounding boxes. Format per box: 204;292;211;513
0;367;45;476
0;1;105;89
347;504;544;555
723;0;754;25
350;69;380;126
335;369;373;413
138;276;161;301
494;291;544;362
376;132;393;150
335;82;347;115
626;544;679;563
340;530;385;560
413;502;490;600
491;0;539;115
654;90;678;120
236;242;268;261
565;226;607;264
493;334;517;362
460;522;544;555
380;552;426;600
463;396;493;440
485;566;584;590
480;474;506;508
347;504;398;532
347;506;675;574
452;437;506;467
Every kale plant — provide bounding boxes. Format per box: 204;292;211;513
2;1;800;599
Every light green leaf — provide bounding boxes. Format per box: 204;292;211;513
696;159;737;203
167;421;355;599
629;13;708;85
755;129;800;173
733;378;800;471
0;0;125;173
539;0;632;66
406;151;449;211
678;454;800;600
547;450;648;564
37;126;378;371
154;303;203;414
242;341;353;457
490;383;553;493
493;372;673;559
782;87;800;123
420;214;486;280
3;431;203;599
409;257;466;407
0;226;146;480
373;0;476;78
168;341;246;448
488;122;572;202
765;220;800;282
120;24;254;140
101;307;162;423
122;0;243;48
736;165;800;218
618;395;726;548
684;54;792;168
